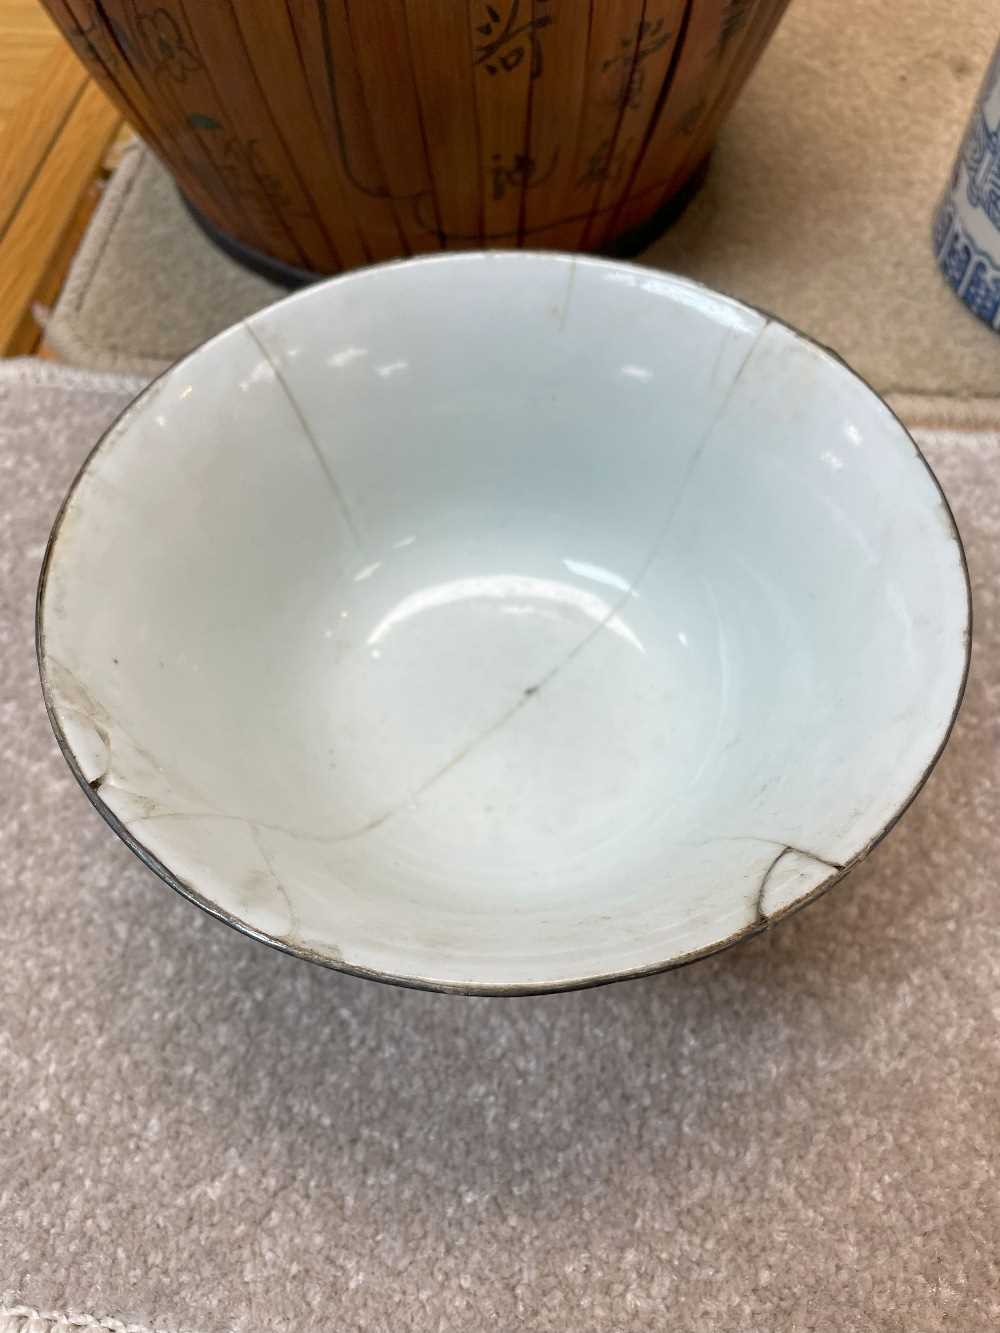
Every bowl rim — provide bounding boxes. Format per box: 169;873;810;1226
35;251;973;996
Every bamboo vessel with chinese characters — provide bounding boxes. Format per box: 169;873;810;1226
43;0;790;278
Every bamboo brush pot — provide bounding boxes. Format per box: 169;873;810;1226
44;1;790;280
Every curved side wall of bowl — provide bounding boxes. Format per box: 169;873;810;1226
38;256;969;993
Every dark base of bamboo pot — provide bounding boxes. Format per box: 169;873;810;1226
604;155;711;258
180;156;711;291
179;195;318;288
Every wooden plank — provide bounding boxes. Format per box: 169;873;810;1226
42;0;241;244
581;0;691;250
587;0;724;244
2;0;60;33
517;0;592;247
228;4;367;269
345;0;441;254
0;0;62;130
0;44;88;236
470;0;538;243
0;35;60;121
648;0;789;211
179;1;342;271
0;79;121;354
525;0;642;251
404;0;482;247
5;176;103;357
607;0;788;241
285;0;407;263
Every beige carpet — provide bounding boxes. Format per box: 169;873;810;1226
45;0;1000;396
1;359;998;1331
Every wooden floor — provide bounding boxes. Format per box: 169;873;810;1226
0;0;125;355
0;0;60;137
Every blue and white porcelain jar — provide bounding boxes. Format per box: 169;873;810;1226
934;42;1000;330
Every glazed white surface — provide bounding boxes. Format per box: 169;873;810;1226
39;254;970;991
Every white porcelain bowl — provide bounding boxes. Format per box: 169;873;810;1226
38;255;970;994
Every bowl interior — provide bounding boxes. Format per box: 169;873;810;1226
39;255;969;991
